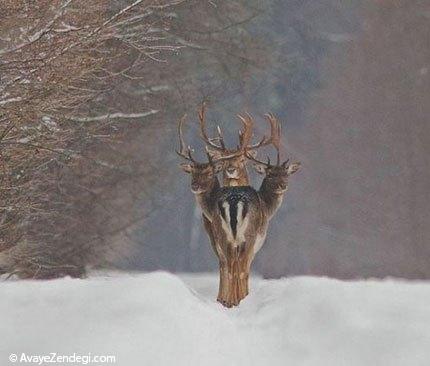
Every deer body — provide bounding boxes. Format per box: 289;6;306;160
209;162;300;306
210;186;263;306
181;164;255;306
180;159;265;306
178;106;301;307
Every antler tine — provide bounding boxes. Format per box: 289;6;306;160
237;113;254;151
264;113;282;165
268;113;281;165
176;114;195;162
245;112;280;151
204;145;241;164
244;113;284;166
216;125;226;149
245;150;272;167
198;102;225;151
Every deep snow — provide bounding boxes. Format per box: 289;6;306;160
2;271;430;366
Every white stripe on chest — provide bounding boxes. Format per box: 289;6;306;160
219;201;249;246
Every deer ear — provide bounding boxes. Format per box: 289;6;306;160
253;162;267;175
180;163;192;173
287;162;301;175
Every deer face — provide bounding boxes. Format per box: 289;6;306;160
223;155;244;179
207;148;257;185
206;149;246;179
253;161;301;193
180;161;223;194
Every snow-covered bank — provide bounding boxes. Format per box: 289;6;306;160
2;272;430;366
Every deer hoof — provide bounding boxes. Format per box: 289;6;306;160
217;298;234;308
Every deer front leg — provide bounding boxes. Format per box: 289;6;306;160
216;246;239;308
218;244;253;307
236;244;254;302
222;245;244;307
217;260;230;306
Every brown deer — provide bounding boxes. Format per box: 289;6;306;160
211;114;300;306
178;111;300;307
176;113;241;303
247;113;301;221
198;103;277;187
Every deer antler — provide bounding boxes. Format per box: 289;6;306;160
198;102;226;152
265;113;281;165
176;114;196;162
236;113;253;151
177;111;240;164
245;113;283;166
198;105;280;161
244;112;280;153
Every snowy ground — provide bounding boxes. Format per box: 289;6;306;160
2;271;430;366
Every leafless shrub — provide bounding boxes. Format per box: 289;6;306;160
0;0;264;279
0;0;184;278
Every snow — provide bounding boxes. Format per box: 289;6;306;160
1;271;430;366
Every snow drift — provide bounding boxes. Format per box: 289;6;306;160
2;272;430;366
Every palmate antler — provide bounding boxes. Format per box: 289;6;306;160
198;103;280;156
237;112;280;153
198;103;227;152
245;113;286;167
177;111;241;164
176;114;196;162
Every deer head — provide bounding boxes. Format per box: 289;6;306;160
198;103;278;187
247;113;301;194
177;114;236;194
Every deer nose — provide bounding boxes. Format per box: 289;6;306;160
191;183;200;191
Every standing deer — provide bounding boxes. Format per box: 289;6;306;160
178;111;300;307
176;113;240;304
212;114;300;306
198;103;277;187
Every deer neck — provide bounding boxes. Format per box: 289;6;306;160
194;177;220;221
259;178;285;218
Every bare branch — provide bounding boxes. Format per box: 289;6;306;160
68;110;159;122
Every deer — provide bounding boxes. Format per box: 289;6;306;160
211;113;300;306
198;103;277;187
178;110;300;307
247;113;301;221
176;113;241;304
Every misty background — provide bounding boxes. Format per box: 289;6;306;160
133;0;430;279
1;0;429;280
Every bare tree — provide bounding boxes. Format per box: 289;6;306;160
0;0;184;278
0;0;265;278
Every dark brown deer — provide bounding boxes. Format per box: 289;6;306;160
198;103;277;187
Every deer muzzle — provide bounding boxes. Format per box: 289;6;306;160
225;168;239;179
191;183;205;194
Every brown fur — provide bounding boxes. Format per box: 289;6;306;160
206;148;257;187
179;109;300;307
